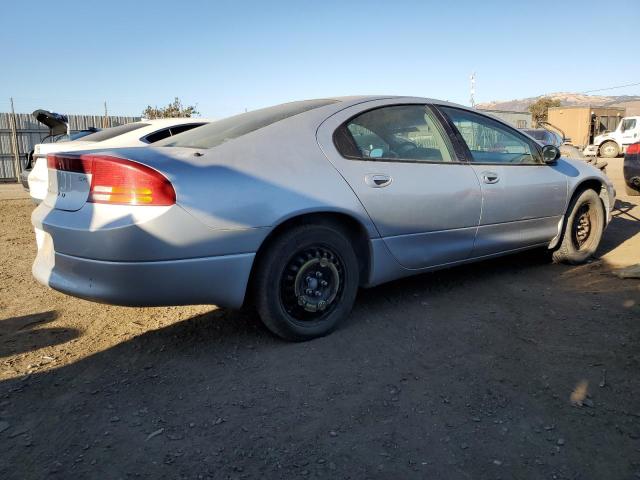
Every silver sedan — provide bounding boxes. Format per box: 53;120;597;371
32;96;615;340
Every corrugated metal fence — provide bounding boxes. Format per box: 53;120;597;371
0;113;139;181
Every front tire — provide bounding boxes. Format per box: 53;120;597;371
552;189;605;264
253;223;359;341
625;183;640;196
599;141;619;158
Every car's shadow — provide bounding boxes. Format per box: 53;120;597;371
3;238;640;479
10;154;639;477
596;198;640;256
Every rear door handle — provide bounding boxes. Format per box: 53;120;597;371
481;171;499;184
365;174;392;188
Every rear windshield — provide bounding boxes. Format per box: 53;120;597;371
157;99;338;149
79;122;149;142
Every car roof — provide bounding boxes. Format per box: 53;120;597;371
245;96;470;126
151;96;490;151
318;95;466;109
279;96;491;130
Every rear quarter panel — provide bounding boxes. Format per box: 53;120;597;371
110;115;379;238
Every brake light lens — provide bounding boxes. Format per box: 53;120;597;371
47;154;176;206
627;143;640;155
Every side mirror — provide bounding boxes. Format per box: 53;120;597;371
542;145;560;164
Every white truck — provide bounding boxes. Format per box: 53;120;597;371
584;116;640;158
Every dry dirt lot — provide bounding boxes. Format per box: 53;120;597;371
1;159;639;479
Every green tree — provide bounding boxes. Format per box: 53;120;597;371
142;97;199;119
528;97;561;126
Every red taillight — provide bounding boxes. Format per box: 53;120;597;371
627;143;640;155
47;153;176;206
47;154;92;173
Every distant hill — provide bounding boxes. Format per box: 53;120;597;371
477;92;640;115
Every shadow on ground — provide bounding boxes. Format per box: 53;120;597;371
0;311;80;358
596;198;640;257
1;248;638;479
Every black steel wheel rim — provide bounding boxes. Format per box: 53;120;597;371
280;245;345;322
572;203;593;249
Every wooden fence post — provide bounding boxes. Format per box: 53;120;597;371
9;97;21;182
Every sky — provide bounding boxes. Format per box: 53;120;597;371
1;0;639;119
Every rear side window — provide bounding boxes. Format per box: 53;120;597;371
78;123;149;142
157;99;339;149
170;123;205;136
335;105;454;163
142;123;206;143
143;128;172;144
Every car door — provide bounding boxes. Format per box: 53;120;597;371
317;101;482;270
437;106;568;257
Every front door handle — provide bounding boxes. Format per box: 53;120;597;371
365;174;392;188
481;171;499;184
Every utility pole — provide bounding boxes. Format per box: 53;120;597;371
470;72;476;108
9;97;21;182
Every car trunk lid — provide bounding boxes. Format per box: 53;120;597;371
44;155;92;211
33;109;69;136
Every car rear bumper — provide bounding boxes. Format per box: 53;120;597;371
32;227;255;308
28;158;48;201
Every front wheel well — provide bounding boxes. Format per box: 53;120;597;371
572;179;602;199
570;179;609;217
245;212;372;306
550;180;605;250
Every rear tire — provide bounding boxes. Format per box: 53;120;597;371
599;141;619;158
253;223;359;341
552;189;605;264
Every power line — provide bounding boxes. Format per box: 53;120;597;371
581;82;640;94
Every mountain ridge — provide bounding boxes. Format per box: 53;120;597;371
477;92;640;115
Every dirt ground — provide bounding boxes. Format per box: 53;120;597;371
1;159;639;479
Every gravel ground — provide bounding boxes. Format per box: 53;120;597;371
0;159;639;479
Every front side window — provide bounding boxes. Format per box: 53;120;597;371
440;107;540;164
335;105;454;163
622;118;636;132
